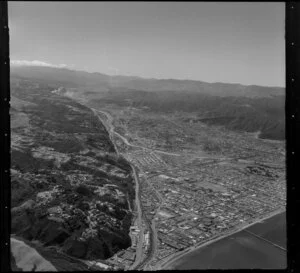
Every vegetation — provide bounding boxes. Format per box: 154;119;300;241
101;89;285;140
10;78;135;265
75;185;92;197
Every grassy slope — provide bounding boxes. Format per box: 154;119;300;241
101;89;285;140
10;78;135;268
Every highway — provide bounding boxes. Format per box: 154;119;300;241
90;107;240;270
129;165;145;270
91;107;151;269
136;179;165;270
76;103;285;270
92;108;281;169
92;108;180;156
92;107;200;269
90;106;279;270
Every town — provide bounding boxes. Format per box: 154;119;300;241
87;103;286;270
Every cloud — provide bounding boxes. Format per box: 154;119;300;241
11;60;68;68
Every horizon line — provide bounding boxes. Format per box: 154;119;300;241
10;60;285;89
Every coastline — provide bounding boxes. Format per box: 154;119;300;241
156;208;285;270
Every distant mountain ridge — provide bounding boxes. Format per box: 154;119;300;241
10;65;285;140
11;65;284;98
100;88;285;140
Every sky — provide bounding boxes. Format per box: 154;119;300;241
9;2;285;87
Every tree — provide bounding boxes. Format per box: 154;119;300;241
75;185;92;196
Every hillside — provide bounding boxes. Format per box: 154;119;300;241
10;65;285;140
99;89;285;140
11;65;284;98
10;77;135;268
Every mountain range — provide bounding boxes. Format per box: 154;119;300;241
10;65;285;140
11;65;284;98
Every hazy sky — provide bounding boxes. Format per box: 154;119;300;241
9;2;285;87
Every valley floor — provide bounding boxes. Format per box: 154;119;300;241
81;101;286;270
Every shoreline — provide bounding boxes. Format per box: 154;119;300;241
79;101;285;271
156;208;285;270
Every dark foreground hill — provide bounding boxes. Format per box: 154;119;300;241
10;77;135;269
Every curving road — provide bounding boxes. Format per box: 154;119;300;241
89;105;285;271
91;107;150;269
93;109;180;156
129;165;145;269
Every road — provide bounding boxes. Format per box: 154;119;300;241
91;108;119;154
93;108;180;157
129;172;165;271
91;107;149;269
136;179;164;270
129;165;145;269
155;208;285;270
91;106;279;270
80;103;284;270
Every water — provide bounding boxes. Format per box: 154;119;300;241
167;212;286;269
246;212;286;248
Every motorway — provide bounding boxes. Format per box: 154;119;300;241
90;107;232;270
91;108;152;269
90;106;281;271
136;179;165;270
78;103;284;270
92;108;180;269
93;109;180;157
90;107;263;270
129;165;145;270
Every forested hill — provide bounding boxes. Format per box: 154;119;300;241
11;65;284;98
10;65;285;140
10;77;135;269
101;89;285;140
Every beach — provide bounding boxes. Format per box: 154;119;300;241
157;208;286;270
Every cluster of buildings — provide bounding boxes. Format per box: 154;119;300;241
125;149;168;171
103;225;151;270
105;247;136;269
138;155;285;266
99;105;286;269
